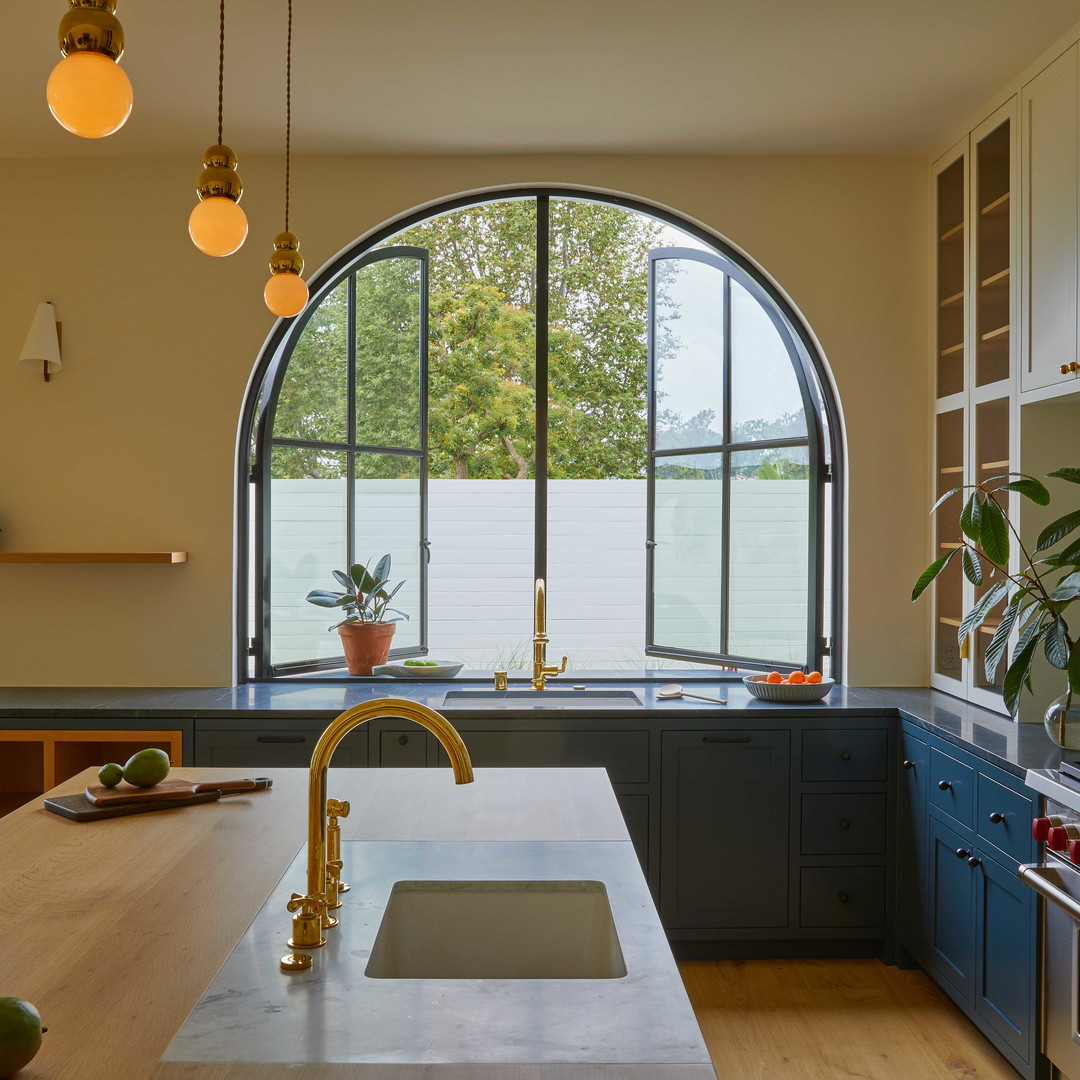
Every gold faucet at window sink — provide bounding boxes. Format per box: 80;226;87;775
279;699;473;972
532;577;568;691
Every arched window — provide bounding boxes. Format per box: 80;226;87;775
238;190;842;680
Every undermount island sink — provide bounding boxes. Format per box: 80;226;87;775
442;689;643;708
365;879;627;979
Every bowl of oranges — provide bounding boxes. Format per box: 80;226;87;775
743;670;833;702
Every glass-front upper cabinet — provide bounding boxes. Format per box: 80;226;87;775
929;102;1016;714
974;115;1013;388
936;146;966;400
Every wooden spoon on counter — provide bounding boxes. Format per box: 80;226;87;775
657;684;727;706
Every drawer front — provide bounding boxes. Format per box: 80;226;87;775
439;730;649;784
195;730;365;769
929;747;975;828
801;793;887;855
380;729;431;767
976;773;1037;865
802;729;888;782
800;866;886;928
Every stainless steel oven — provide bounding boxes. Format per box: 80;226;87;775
1022;771;1080;1080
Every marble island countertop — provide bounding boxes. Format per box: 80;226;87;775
0;766;716;1080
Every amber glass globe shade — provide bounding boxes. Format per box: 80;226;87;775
47;52;133;139
188;198;249;257
265;273;309;318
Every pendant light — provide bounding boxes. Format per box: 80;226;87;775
47;0;133;139
264;0;309;319
189;0;248;257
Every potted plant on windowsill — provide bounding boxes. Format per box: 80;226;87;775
306;554;409;676
912;467;1080;746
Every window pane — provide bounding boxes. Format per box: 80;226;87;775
654;257;726;451
354;257;423;449
730;280;807;442
353;453;422;653
652;452;724;653
269;447;348;668
727;446;810;665
273;282;348;444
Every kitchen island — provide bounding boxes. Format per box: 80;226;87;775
0;765;715;1080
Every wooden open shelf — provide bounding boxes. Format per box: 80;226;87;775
0;552;188;564
980;324;1010;342
980;191;1010;216
981;267;1010;289
938;616;963;628
940;221;965;241
939;290;965;308
980;459;1010;470
940;342;965;358
939;465;964;474
0;729;184;818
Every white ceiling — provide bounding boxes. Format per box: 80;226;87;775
5;0;1080;157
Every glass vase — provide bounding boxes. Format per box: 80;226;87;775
1043;694;1080;750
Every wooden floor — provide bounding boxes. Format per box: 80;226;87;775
679;959;1020;1080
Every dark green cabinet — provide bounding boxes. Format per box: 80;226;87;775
661;730;790;929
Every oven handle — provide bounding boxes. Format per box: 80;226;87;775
1019;863;1080;923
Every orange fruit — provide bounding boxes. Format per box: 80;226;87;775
766;672;783;684
788;671;806;684
807;671;823;684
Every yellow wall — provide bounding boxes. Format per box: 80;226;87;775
0;154;927;686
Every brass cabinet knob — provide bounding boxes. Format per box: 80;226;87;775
1072;362;1080;373
1062;365;1071;375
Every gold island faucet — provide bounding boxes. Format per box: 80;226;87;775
280;698;473;972
532;577;567;691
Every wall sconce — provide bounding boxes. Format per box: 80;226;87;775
19;303;62;382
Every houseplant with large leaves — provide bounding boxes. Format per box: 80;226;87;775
306;554;409;676
912;467;1080;745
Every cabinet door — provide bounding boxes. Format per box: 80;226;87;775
927;815;977;1002
974;847;1035;1064
660;730;790;929
897;730;929;960
1021;43;1080;392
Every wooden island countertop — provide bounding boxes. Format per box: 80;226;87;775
1;766;712;1080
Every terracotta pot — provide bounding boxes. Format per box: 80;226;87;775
337;621;396;676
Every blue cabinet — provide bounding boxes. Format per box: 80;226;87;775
898;720;1040;1078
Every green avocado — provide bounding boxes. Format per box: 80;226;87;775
97;762;124;788
0;997;44;1079
122;747;171;788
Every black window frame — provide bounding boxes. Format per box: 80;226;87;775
645;247;827;673
236;187;844;682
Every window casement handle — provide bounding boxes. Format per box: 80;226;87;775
645;539;657;549
421;538;431;563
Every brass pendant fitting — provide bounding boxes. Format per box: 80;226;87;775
59;0;124;62
269;232;304;277
196;145;244;203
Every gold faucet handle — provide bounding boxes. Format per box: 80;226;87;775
327;798;351;820
287;892;326;918
546;656;568;676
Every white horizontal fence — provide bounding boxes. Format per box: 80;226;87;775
266;478;808;670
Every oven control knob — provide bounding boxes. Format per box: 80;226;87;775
1033;816;1064;842
1047;824;1080;851
1069;839;1080;865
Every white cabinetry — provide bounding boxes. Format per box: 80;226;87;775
1021;44;1080;395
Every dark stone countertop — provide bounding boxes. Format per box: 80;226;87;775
0;681;1064;780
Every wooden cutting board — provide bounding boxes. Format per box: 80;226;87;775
84;776;272;806
45;790;226;822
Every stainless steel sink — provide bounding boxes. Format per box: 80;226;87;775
365;879;627;979
442;689;642;708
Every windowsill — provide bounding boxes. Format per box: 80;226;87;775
259;668;756;685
